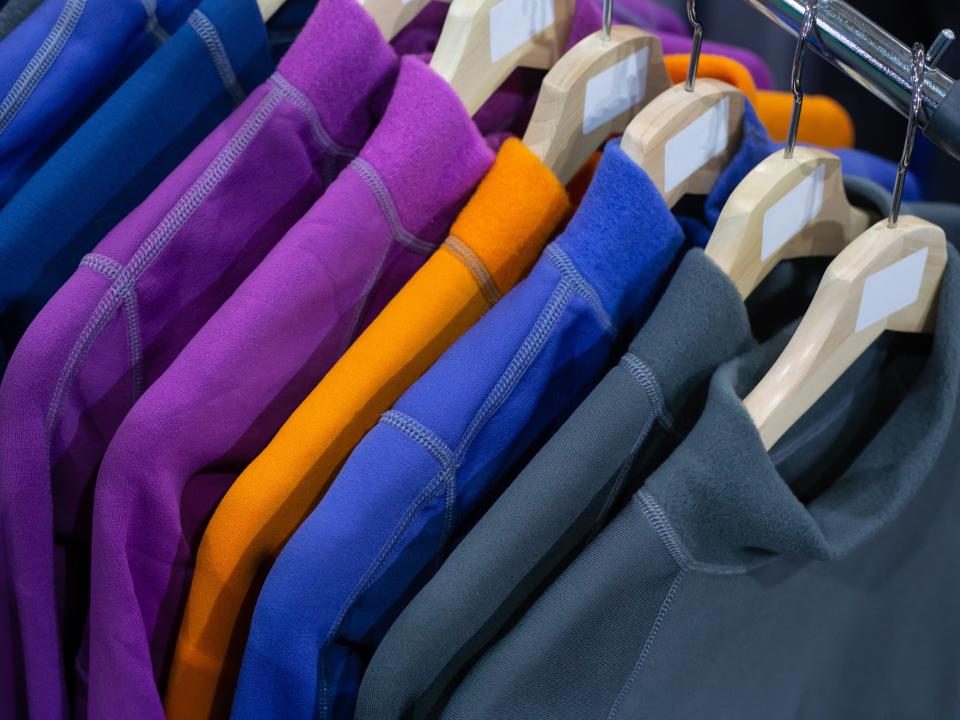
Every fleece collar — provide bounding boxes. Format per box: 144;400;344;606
641;243;960;568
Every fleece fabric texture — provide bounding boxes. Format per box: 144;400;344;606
0;0;411;715
443;245;960;719
0;0;199;205
663;54;854;149
353;249;799;720
0;0;40;39
360;192;960;720
231;105;775;720
0;0;274;375
165;138;571;720
86;55;493;720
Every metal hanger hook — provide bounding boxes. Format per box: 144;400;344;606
602;0;613;41
685;0;703;92
784;0;818;158
888;42;927;228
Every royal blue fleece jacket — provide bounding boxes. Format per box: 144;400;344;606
231;103;775;720
0;0;273;371
0;0;198;205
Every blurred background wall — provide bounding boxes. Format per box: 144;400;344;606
656;0;960;202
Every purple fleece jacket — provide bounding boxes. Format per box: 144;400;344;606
83;56;493;720
0;0;502;715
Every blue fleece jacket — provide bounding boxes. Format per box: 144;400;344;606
0;0;198;205
0;0;273;370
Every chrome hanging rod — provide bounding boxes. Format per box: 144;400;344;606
741;0;960;161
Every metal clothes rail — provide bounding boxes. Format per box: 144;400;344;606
740;0;960;161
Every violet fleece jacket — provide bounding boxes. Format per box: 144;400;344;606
0;0;438;715
85;55;493;720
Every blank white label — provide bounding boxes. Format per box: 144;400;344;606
855;248;928;332
582;48;650;135
489;0;554;63
761;164;826;261
663;96;730;194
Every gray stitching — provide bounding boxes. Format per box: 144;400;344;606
457;280;573;458
318;464;453;719
269;72;354;161
46;86;285;435
607;570;684;719
594;414;657;538
122;290;144;400
138;0;169;45
349;157;436;256
634;491;755;576
0;0;87;134
45;68;363;445
124;88;283;281
79;254;123;280
444;235;501;306
188;10;245;105
381;410;454;467
316;413;458;716
343;228;394;350
620;353;676;434
545;245;613;334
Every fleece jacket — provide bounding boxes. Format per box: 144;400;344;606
230;102;776;720
0;0;415;715
0;0;273;374
442;244;960;719
85;55;493;720
0;0;198;205
164;137;575;720
357;194;960;720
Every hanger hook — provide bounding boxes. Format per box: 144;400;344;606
602;0;613;41
685;0;703;92
784;0;818;159
888;42;927;228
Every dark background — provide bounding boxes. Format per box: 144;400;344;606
659;0;960;202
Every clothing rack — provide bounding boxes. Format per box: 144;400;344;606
741;0;960;162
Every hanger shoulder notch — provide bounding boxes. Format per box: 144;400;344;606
431;0;576;116
744;215;947;449
523;26;671;185
706;146;871;298
620;79;746;208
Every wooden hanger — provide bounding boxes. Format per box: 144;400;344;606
620;78;744;208
430;0;577;115
522;26;672;185
743;216;947;449
258;0;287;21
618;1;745;208
362;0;452;41
704;148;872;298
743;41;949;450
704;0;872;298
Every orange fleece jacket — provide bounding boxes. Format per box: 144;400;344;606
165;54;852;720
